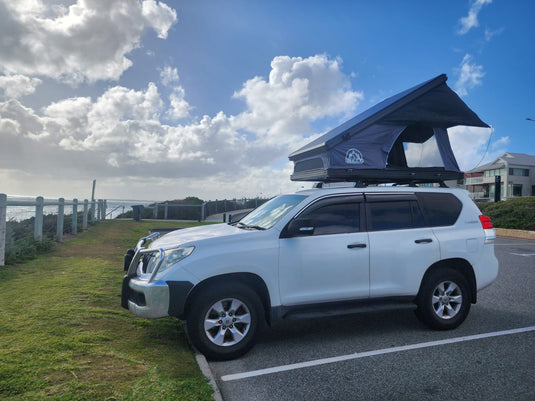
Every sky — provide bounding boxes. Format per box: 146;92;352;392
0;0;534;202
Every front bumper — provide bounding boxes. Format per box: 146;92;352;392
122;276;170;318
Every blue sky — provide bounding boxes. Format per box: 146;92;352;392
0;0;533;201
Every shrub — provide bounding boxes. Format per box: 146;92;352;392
477;197;535;230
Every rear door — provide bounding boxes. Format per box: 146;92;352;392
366;194;440;297
278;195;369;305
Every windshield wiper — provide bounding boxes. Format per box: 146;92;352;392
234;222;266;230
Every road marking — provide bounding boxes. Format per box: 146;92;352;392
510;253;535;257
221;326;535;382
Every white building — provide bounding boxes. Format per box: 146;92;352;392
464;153;535;201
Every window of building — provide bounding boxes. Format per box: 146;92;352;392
484;168;505;177
512;184;522;197
509;168;529;176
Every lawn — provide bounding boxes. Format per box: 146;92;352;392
0;220;214;401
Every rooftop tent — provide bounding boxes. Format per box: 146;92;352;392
289;74;489;184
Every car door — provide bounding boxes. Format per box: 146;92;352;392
365;194;440;297
278;195;370;305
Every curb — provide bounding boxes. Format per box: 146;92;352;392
195;352;224;401
495;228;535;241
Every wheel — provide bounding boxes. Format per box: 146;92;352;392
186;282;263;360
416;268;471;330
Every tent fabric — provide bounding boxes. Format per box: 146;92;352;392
289;74;489;183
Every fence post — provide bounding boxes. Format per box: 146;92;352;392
83;199;88;229
72;199;78;235
164;202;168;220
91;200;96;223
103;200;107;220
153;203;158;219
56;198;64;242
0;194;6;266
34;196;44;242
201;202;206;221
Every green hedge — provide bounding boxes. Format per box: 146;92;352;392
477;197;535;231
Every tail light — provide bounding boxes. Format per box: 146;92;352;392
479;215;496;243
479;215;493;229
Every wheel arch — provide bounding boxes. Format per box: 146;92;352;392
418;258;477;304
184;272;272;324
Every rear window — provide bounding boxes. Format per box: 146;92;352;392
416;193;462;227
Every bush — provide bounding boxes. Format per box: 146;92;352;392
4;212;92;265
477;197;535;230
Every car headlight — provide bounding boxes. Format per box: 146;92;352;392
156;246;195;276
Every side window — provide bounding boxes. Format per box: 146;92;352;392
367;201;413;231
299;202;360;236
416;193;462;227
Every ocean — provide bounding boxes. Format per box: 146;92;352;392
4;196;156;222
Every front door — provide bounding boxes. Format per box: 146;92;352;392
278;195;369;305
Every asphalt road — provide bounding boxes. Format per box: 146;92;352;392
208;237;535;401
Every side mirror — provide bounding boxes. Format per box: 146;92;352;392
287;218;315;237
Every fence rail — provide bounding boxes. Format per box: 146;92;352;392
0;194;107;266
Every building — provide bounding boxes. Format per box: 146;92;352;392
464;153;535;201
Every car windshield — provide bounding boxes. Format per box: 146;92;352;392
238;194;307;230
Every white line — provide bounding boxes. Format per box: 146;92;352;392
221;326;535;382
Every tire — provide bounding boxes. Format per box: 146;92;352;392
186;282;263;360
416;268;471;330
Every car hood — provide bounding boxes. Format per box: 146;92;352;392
148;223;247;249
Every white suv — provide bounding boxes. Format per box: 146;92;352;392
121;186;498;360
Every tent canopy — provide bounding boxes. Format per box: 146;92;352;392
289;74;489;184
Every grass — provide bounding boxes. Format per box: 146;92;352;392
0;220;214;401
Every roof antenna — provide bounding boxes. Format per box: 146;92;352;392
470;126;494;170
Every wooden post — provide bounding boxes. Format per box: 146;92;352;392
72;199;78;235
56;198;64;242
83;199;88;229
34;196;44;242
0;194;6;266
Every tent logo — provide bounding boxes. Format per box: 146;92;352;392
345;148;364;165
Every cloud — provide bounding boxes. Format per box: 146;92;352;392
0;0;177;83
160;66;191;120
454;54;485;96
232;54;363;148
448;126;508;171
0;55;361;199
160;66;180;86
457;0;492;35
0;75;42;99
484;27;504;42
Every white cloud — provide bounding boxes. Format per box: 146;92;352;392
0;54;362;199
454;54;485;96
448;126;508;171
160;66;180;86
233;54;363;148
484;27;504;42
0;75;42;99
0;0;177;83
458;0;492;35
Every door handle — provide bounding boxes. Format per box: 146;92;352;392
415;238;433;244
347;243;367;249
